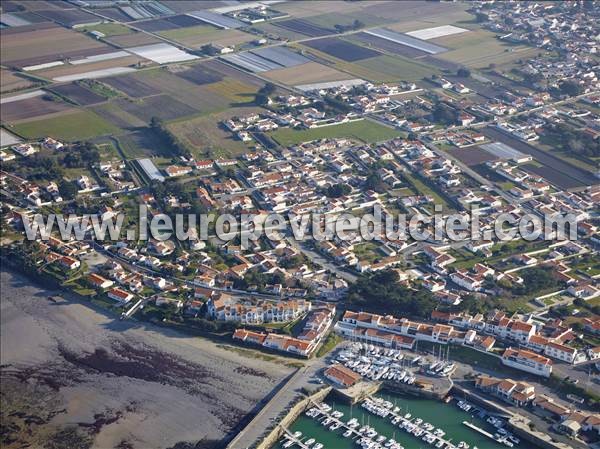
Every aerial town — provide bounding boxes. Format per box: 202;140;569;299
0;1;599;449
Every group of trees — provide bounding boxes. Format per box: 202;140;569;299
513;266;559;296
150;116;190;158
255;82;276;106
334;19;364;33
63;141;100;168
363;166;387;193
545;122;600;158
347;270;438;318
323;183;352;198
432;103;458;125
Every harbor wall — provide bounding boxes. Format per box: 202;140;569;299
383;379;451;400
253;386;332;449
450;385;514;417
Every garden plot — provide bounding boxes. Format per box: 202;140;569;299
406;25;469;40
126;43;198;64
364;28;447;55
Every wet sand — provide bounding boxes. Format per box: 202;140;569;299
0;268;292;449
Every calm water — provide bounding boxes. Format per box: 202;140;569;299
275;391;532;449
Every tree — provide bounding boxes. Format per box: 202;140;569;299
558;79;582;97
432;103;457;125
364;172;386;193
324;183;351;198
457;68;471;78
347;270;437;318
255;82;276;106
59;180;78;200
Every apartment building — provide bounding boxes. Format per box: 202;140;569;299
502;347;552;377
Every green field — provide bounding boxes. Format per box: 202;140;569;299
167;106;261;158
349;54;440;82
435;30;539;69
12;110;118;141
270;119;402;146
81;23;133;37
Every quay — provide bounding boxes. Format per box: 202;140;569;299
462;421;494;439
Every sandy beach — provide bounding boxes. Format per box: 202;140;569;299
0;268;293;449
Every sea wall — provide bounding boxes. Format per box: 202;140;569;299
252;386;332;449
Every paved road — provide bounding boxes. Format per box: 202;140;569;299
286;237;358;283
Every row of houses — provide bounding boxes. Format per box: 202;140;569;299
233;304;335;357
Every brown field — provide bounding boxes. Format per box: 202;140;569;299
11;0;72;11
1;25;111;68
1;96;74;123
167;106;263;158
203;60;266;88
0;69;39;94
160;27;255;49
35;56;143;81
264;61;351;85
105;32;163;48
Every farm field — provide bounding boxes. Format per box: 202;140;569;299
91;102;148;129
270;119;402;146
344;54;440;82
277;1;369;18
173;64;224;85
80;22;134;37
264;62;351;86
273;18;332;37
133;69;260;112
167;107;263;158
349;33;430;59
11;109;119;141
116;129;175;159
1;25;111;68
483;127;598;189
449;147;498;166
0;69;41;94
1;95;74;123
434;29;539;68
50;83;107;106
364;0;470;23
33;8;99;27
303;37;382;62
102;73;161;98
162;26;254;49
114;95;198;123
34;55;143;81
105;31;163;47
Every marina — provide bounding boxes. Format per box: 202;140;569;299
275;391;541;449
